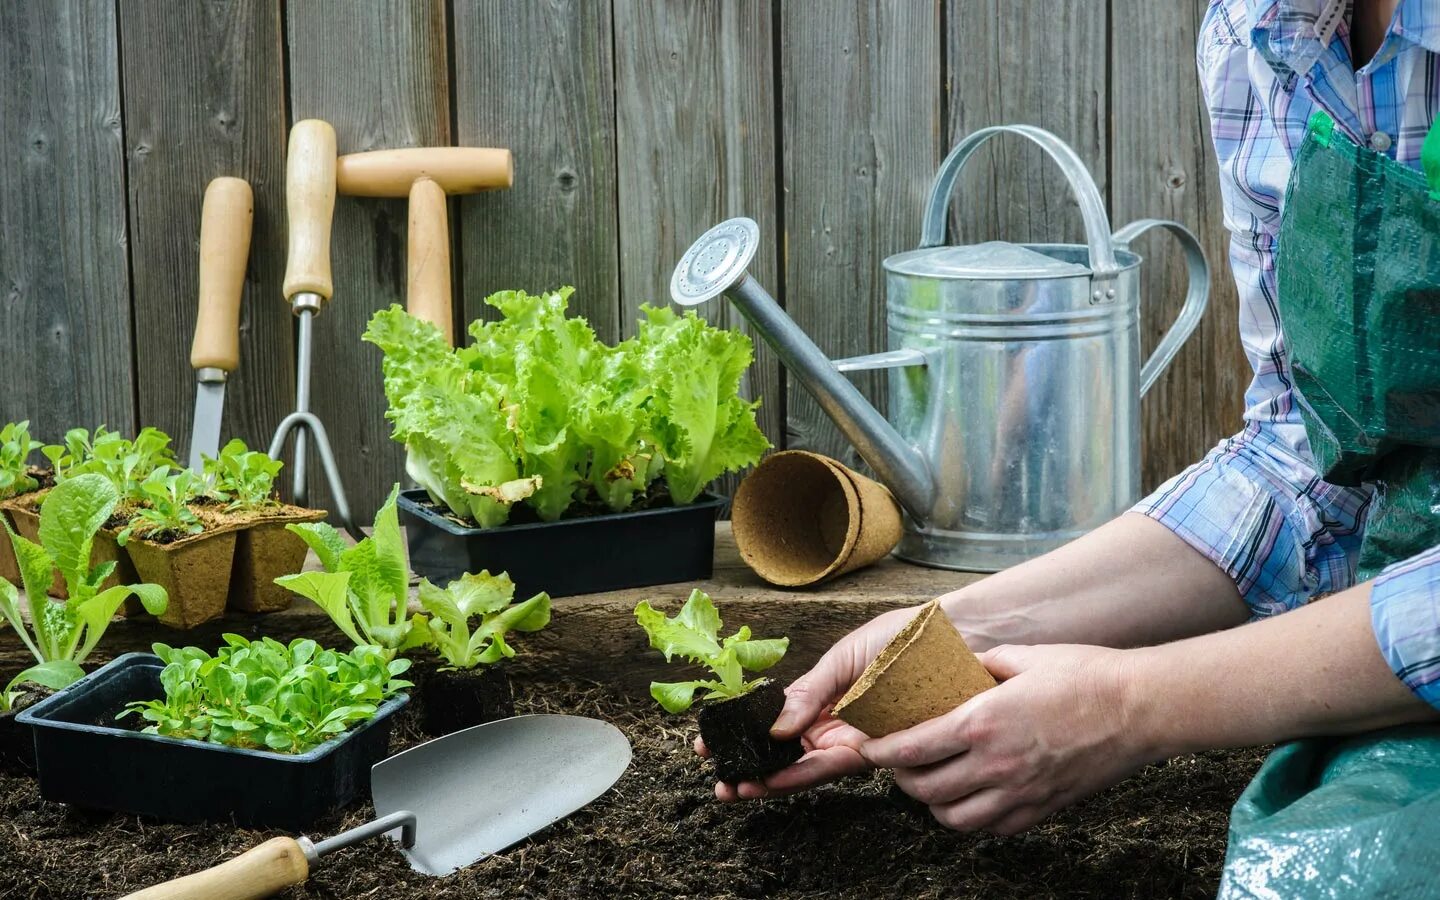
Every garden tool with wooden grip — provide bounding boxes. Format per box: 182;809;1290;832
187;177;253;473
266;119;364;541
117;715;631;899
335;145;513;346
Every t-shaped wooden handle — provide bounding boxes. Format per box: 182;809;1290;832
336;147;513;197
407;177;453;346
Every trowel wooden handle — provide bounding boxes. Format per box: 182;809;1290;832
337;146;513;197
119;836;309;900
408;177;453;346
283;119;337;303
191;177;253;372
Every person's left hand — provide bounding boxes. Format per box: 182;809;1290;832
859;643;1158;835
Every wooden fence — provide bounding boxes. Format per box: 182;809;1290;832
0;0;1247;520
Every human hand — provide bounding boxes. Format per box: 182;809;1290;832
859;643;1156;835
698;604;923;802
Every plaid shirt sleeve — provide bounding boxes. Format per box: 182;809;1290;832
1133;0;1440;711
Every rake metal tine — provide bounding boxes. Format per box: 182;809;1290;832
268;411;365;542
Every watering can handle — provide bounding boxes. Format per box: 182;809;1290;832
920;125;1120;278
1113;218;1211;397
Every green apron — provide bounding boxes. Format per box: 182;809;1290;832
1218;112;1440;898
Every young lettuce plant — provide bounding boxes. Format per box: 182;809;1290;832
275;484;425;661
116;467;204;545
0;421;41;500
634;589;788;714
203;438;284;511
0;474;168;696
122;635;411;754
44;426;176;499
416;570;551;670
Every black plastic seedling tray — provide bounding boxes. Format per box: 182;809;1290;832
17;653;407;830
398;488;725;597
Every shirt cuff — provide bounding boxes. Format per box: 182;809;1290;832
1371;545;1440;711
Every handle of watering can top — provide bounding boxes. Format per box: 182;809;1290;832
921;125;1120;278
1113;219;1210;397
120;836;309;899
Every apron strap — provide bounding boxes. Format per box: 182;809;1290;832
1424;115;1440;200
1308;110;1336;147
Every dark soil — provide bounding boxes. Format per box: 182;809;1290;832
0;676;1267;900
697;679;804;783
416;663;515;736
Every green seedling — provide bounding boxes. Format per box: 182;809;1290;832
634;589;789;714
416;570;551;670
0;420;41;501
203;438;284;511
122;635;411;754
0;475;167;699
43;426;176;500
117;467;204;546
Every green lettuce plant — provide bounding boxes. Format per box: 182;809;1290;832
121;635;411;754
116;467;204;545
0;474;168;697
634;589;788;714
416;570;551;670
42;426;176;500
203;438;284;511
274;484;425;660
362;287;769;529
0;421;41;501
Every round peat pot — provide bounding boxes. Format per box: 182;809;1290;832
17;654;408;829
417;665;515;737
696;679;803;784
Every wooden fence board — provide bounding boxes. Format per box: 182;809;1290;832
286;0;450;520
119;0;291;460
613;0;784;481
0;1;134;440
1112;0;1248;490
780;0;943;468
453;0;620;342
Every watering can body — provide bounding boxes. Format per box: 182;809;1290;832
671;125;1209;572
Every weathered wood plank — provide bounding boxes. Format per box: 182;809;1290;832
0;525;979;698
780;0;943;469
1112;0;1248;490
612;0;784;477
453;0;620;342
119;0;291;458
285;0;450;521
946;0;1108;247
0;1;134;439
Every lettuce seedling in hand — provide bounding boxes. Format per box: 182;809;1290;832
635;589;788;714
275;484;426;661
0;421;41;501
203;438;284;511
0;475;168;697
416;570;551;670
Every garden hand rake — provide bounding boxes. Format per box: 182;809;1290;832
267;119;364;542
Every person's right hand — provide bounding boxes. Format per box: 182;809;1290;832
699;604;922;802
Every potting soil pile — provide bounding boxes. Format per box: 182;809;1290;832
0;677;1265;900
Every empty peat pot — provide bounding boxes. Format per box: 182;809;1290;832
697;679;803;784
833;600;996;738
731;450;903;587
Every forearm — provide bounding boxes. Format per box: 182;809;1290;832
1128;583;1439;758
939;513;1249;652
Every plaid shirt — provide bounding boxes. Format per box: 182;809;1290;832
1135;0;1440;709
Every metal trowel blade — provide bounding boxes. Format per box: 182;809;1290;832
370;714;632;876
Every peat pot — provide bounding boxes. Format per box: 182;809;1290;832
670;125;1210;572
398;489;725;598
18;653;407;829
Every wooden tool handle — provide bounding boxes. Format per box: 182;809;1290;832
283;119;337;302
336;146;513;197
120;837;309;900
191;176;253;372
407;177;454;346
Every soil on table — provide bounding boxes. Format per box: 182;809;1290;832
0;675;1267;900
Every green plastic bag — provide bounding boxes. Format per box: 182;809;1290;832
1219;727;1440;899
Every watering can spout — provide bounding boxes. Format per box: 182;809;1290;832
670;218;936;520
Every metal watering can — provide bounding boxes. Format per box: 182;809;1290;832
670;125;1209;571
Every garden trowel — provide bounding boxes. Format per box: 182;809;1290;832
187;176;254;472
118;715;632;899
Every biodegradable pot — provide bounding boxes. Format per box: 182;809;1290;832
8;500;138;600
17;653;408;829
731;450;903;587
0;502;21;587
696;679;803;784
398;488;725;598
418;664;515;737
226;505;327;613
125;526;239;629
833;600;996;738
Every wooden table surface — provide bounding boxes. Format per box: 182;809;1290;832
0;523;987;696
